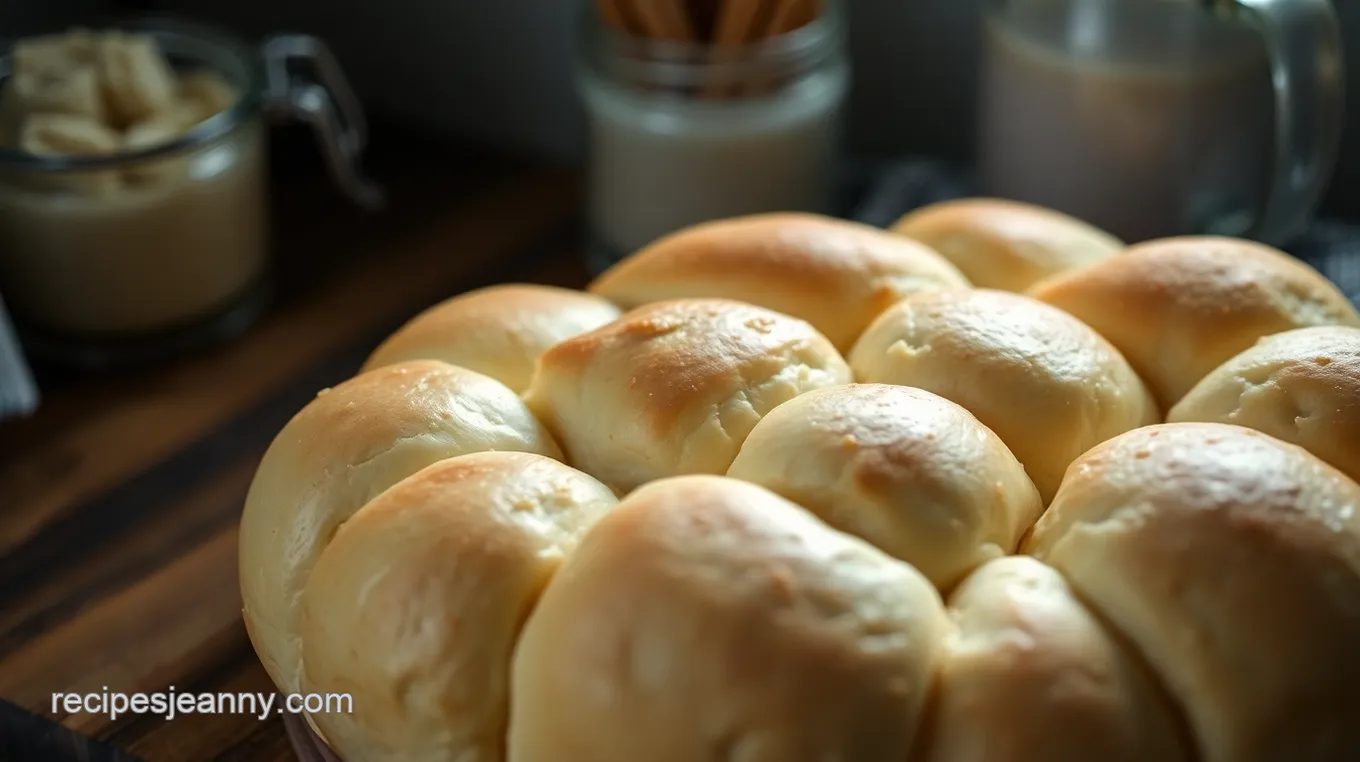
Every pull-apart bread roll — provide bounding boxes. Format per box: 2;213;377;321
1029;236;1360;408
238;360;561;695
301;452;616;762
1170;325;1360;484
848;289;1158;502
890;198;1124;293
524;298;851;492
919;556;1192;762
361;284;623;392
727;384;1042;590
1026;423;1360;762
509;475;951;762
587;213;970;351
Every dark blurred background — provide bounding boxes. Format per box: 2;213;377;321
7;0;1357;218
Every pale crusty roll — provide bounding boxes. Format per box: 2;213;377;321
918;556;1192;762
300;452;616;762
587;213;971;351
238;360;562;695
1026;423;1360;762
360;284;623;393
1029;236;1360;409
508;475;951;762
726;384;1042;590
890;197;1124;292
523;298;852;493
1169;326;1360;485
847;289;1158;503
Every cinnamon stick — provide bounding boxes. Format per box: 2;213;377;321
703;0;776;98
745;0;823;95
630;0;696;41
764;0;821;35
714;0;773;46
686;0;724;42
601;0;823;99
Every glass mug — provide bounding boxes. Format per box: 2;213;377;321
978;0;1343;245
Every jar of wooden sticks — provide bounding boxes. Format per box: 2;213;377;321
576;0;849;274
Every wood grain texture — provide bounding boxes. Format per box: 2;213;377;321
0;127;590;762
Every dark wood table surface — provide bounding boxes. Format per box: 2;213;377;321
0;126;588;762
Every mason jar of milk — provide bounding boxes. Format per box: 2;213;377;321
574;0;850;274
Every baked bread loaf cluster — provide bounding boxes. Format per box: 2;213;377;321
239;205;1360;762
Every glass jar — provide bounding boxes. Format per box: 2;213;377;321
574;0;850;275
978;0;1342;245
0;18;381;369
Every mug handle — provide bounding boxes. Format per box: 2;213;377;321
1221;0;1344;244
261;34;386;211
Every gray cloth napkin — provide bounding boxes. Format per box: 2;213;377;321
0;292;39;421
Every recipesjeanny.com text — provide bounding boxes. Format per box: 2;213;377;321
53;687;352;722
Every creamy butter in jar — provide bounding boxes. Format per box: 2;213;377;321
0;19;381;368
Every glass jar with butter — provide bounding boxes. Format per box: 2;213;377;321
0;18;381;369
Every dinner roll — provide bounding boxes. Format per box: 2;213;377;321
848;289;1158;502
890;197;1124;292
300;452;616;762
918;556;1192;762
238;360;561;695
727;384;1042;590
1026;423;1360;762
524;298;852;492
360;284;623;393
508;475;951;762
1029;236;1360;408
1169;326;1360;484
587;213;970;351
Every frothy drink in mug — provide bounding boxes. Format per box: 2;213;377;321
979;5;1276;243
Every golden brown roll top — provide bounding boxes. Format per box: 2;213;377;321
1026;423;1360;762
300;452;616;762
507;475;951;762
524;298;852;493
890;198;1124;292
727;384;1042;590
918;556;1192;762
848;288;1158;503
1169;325;1360;484
1029;236;1360;409
360;283;623;393
237;360;561;695
587;213;971;351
